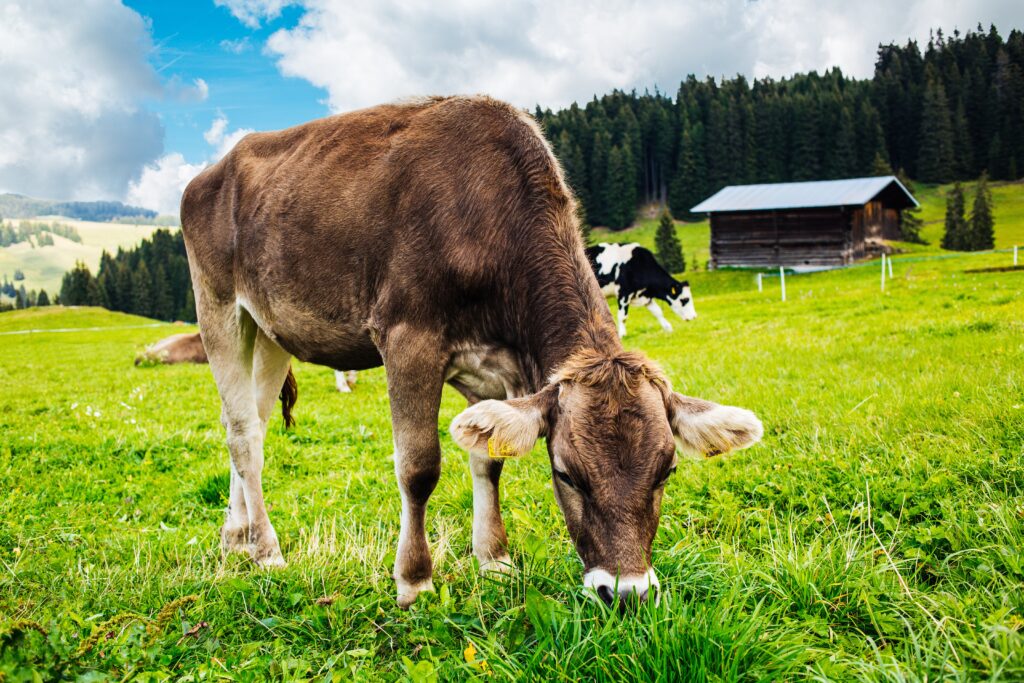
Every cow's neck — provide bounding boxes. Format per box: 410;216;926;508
517;246;621;388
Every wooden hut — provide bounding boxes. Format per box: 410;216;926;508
690;176;918;269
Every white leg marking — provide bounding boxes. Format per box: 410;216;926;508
469;452;512;573
335;370;352;392
647;301;673;332
617;302;629;337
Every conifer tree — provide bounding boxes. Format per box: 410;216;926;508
829;105;857;178
654;211;685;274
131;260;153;317
59;261;102;306
967;172;995;250
151;264;174;321
605;144;636;229
588;128;611;225
941;182;968;250
37;289;50;306
896;169;925;243
179;288;196;323
871;152;893;176
918;66;955;183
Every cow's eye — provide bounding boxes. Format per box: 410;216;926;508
554;470;577;489
657;466;677;488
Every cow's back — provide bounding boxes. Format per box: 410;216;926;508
181;96;585;369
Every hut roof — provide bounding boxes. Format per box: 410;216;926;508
690;176;919;213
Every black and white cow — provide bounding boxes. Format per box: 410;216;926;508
586;242;697;337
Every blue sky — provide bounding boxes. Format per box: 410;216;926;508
125;1;324;162
0;0;1021;213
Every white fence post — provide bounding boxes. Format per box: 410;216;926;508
1015;245;1019;266
881;254;886;292
779;266;786;302
757;272;763;292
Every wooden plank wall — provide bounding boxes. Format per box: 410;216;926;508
711;207;853;268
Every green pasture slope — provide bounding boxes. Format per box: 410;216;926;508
1;248;1023;679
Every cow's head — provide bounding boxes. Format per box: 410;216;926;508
450;350;761;608
667;280;697;321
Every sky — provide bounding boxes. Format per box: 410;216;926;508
0;0;1022;214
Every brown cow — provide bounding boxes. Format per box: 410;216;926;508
135;332;208;365
180;96;762;609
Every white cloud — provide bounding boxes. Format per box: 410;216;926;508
125;153;207;215
256;0;1024;114
165;76;210;103
215;0;293;28
127;113;253;215
220;37;252;54
0;0;165;200
204;112;255;160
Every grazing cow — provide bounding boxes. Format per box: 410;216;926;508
180;96;762;609
586;243;697;337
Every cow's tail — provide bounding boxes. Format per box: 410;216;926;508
280;365;298;429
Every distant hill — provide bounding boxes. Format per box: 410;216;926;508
0;193;156;222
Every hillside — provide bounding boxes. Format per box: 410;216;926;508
0;193;155;221
0;218;179;297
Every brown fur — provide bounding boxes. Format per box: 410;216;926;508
180;95;761;605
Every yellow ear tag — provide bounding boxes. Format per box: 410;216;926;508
487;437;518;459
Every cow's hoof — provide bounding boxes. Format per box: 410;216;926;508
249;534;285;568
220;523;249;555
251;540;286;568
396;577;434;609
660;324;673;333
478;555;515;575
254;551;287;569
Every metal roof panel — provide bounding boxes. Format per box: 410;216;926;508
690;176;919;212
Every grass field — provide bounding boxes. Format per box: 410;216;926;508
0;218;177;297
1;234;1022;679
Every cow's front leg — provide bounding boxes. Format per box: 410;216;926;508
617;297;630;337
469;453;512;572
382;326;447;608
646;300;673;332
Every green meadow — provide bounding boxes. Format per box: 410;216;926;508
1;195;1023;680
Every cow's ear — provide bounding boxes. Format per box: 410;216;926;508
451;389;554;458
666;392;762;457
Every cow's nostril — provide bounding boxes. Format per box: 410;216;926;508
636;587;649;602
597;584;615;606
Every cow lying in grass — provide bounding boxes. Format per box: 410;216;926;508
586;243;697;337
135;332;208;366
136;332;356;393
180;96;762;609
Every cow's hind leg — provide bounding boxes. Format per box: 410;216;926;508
382;325;447;608
200;299;287;567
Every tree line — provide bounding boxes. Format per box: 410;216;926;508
0;219;82;247
58;229;195;322
536;25;1024;228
